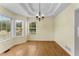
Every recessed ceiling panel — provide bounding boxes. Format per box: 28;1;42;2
0;3;70;17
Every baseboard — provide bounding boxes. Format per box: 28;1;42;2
55;41;73;56
27;39;54;41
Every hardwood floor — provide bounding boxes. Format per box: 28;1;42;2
0;41;70;56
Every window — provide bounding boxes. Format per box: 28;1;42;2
0;15;11;37
29;22;36;34
16;20;22;36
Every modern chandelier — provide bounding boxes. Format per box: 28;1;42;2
36;3;44;21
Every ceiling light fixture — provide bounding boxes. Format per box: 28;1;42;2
36;3;44;21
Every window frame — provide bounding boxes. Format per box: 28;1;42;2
15;20;24;37
0;15;11;37
29;22;36;34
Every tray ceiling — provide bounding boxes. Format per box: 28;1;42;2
0;3;70;17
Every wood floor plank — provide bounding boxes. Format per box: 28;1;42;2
0;41;70;56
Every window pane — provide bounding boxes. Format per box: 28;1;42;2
2;21;6;30
6;21;10;32
0;15;11;37
29;22;36;34
16;20;22;36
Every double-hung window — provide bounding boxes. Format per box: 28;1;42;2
0;15;11;37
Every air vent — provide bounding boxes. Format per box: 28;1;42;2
4;49;10;53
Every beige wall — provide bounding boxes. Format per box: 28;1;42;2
54;4;79;55
28;16;55;41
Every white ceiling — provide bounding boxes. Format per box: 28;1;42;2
0;3;70;17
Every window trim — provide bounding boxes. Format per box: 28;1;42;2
15;20;24;37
